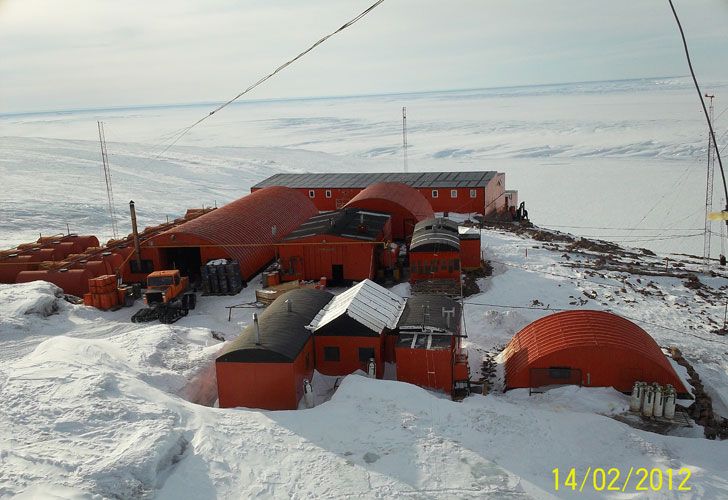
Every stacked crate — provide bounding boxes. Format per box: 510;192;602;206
201;260;244;296
84;275;124;310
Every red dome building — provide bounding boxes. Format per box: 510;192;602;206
344;182;433;240
503;310;688;394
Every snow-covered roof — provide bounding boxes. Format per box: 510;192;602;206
308;279;406;334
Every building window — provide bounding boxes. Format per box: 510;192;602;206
325;189;332;198
358;347;375;362
308;190;315;198
431;189;439;198
469;189;477;199
450;189;458;198
324;346;340;361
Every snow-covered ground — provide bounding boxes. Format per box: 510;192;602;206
2;77;728;498
2;224;728;498
2;77;728;255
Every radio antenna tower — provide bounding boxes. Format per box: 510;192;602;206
97;121;119;239
402;106;408;173
703;94;716;264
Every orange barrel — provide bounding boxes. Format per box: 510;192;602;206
319;276;327;288
15;268;93;296
68;235;100;252
84;260;108;277
0;254;36;283
100;252;124;275
92;294;102;309
83;293;93;306
26;248;57;263
117;286;127;305
53;242;77;260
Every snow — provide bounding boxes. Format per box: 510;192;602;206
2;77;728;497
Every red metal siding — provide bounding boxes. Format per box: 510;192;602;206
395;346;453;393
148;187;318;280
409;251;461;283
278;235;378;282
344;183;433;240
216;338;314;410
15;268;94;296
418;187;486;214
503;310;687;393
314;336;385;378
459;238;481;270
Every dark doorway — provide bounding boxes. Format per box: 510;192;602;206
163;247;202;284
331;264;344;286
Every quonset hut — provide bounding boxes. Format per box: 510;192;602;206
343;182;434;240
409;218;461;283
216;288;333;410
502;310;689;394
133;187;318;283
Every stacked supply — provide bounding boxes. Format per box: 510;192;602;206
201;260;244;296
84;275;122;310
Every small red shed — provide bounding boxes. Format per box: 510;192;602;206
307;279;406;379
503;310;689;395
215;288;333;410
344;182;434;240
409;218;461;283
395;295;468;395
277;208;391;285
458;227;482;270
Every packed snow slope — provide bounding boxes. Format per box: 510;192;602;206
3;77;728;256
2;225;728;499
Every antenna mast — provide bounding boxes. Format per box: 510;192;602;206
402;106;408;173
97;121;119;239
703;94;715;265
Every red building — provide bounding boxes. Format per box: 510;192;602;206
215;288;333;410
127;186;318;283
251;171;514;217
409;218;461;283
503;310;689;395
307;279;406;379
458;227;482;270
395;295;469;396
277;208;391;285
343;182;434;240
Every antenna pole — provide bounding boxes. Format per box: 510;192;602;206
402;106;408;173
97;121;119;239
704;94;716;265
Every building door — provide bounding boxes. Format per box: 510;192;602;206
331;264;344;285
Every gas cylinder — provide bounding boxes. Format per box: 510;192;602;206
663;384;677;420
652;383;664;418
367;358;376;379
642;384;655;417
303;379;314;409
629;381;643;412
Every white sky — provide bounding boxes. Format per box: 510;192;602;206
1;0;727;113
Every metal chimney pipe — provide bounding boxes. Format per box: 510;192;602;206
129;200;142;271
253;313;261;345
285;299;292;312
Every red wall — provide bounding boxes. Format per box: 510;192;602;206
395;347;453;393
409;251;461;283
216;340;314;410
314;335;384;378
459;238;481;270
505;345;686;393
277;235;378;282
252;184;505;216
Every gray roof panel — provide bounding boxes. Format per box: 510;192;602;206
251;171;500;190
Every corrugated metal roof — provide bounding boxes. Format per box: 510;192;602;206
217;288;333;363
151;187;317;279
397;295;462;335
284;208;390;241
308;279;406;334
252;171;499;189
344;182;434;224
410;218;461;252
502;310;688;392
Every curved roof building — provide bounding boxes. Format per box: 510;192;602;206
344;182;434;240
503;310;688;394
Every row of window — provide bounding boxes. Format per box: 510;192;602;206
307;189;480;199
398;333;451;350
323;346;375;362
411;258;460;274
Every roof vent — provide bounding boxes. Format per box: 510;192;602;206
285;299;292;313
253;313;261;345
442;307;456;328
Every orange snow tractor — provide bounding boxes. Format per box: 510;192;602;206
131;270;197;324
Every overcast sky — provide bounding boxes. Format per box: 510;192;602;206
1;0;727;113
